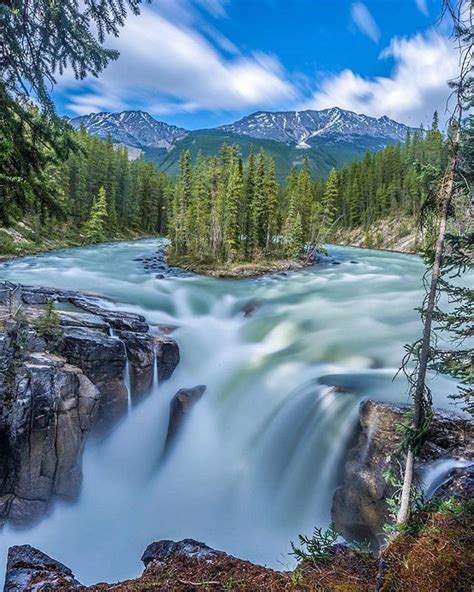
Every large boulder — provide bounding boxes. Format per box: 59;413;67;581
141;538;219;568
155;335;180;381
331;400;473;546
0;352;99;527
165;385;206;450
4;545;82;591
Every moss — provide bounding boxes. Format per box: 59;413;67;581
379;506;474;591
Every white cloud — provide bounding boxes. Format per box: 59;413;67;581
415;0;429;15
303;33;458;127
351;3;380;43
61;3;295;116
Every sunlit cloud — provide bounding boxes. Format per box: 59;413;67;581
303;33;458;127
351;3;380;43
61;2;295;117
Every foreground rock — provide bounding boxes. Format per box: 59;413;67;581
332;400;473;546
4;545;83;591
0;284;180;526
6;512;472;592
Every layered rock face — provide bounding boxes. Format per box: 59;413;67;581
0;350;99;526
332;400;473;545
0;285;180;527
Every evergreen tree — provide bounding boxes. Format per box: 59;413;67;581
82;186;108;243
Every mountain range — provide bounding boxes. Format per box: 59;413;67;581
69;107;417;179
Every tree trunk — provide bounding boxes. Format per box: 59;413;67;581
396;160;455;525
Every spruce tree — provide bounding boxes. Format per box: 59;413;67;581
82;186;108;243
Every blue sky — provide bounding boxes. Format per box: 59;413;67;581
54;0;457;129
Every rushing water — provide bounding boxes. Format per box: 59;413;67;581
0;239;461;585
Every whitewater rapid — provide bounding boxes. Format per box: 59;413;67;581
0;239;460;585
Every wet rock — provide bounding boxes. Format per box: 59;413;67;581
62;327;128;425
119;331;155;398
141;538;219;568
155;273;165;279
59;311;110;333
165;385;206;449
155;335;180;381
21;291;49;305
430;464;474;503
242;301;258;317
0;353;99;527
4;544;82;590
331;400;473;547
69;298;149;333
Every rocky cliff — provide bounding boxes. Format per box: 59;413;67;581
331;399;473;546
0;285;180;527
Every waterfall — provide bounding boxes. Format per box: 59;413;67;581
110;328;133;413
0;238;463;586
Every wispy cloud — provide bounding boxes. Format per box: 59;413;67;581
351;3;380;43
415;0;429;16
302;33;458;127
60;1;295;117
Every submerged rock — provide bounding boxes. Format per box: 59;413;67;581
165;385;206;450
4;545;82;591
331;400;473;546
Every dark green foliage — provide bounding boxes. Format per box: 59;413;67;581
35;299;63;352
168;145;283;264
290;523;340;565
0;0;147;225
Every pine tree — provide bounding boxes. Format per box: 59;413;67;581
82;186;108;243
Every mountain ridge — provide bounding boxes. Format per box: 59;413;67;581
69;107;417;152
68;108;419;179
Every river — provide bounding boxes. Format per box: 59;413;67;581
0;239;460;585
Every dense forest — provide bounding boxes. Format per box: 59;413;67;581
167;114;449;264
0;111;454;260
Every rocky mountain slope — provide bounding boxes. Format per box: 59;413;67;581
218;107;415;148
68;108;418;178
69;110;188;150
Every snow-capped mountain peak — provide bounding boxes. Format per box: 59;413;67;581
218;108;415;148
69;111;189;150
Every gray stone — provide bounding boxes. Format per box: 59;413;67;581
165;385;206;449
0;354;99;527
62;326;128;425
141;538;219;568
155;335;180;382
331;400;473;547
119;331;155;398
4;544;82;591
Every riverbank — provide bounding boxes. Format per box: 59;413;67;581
0;219;154;261
333;216;421;254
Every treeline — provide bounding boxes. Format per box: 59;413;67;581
318;114;447;229
168;114;447;263
60;129;168;241
2;108;449;260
